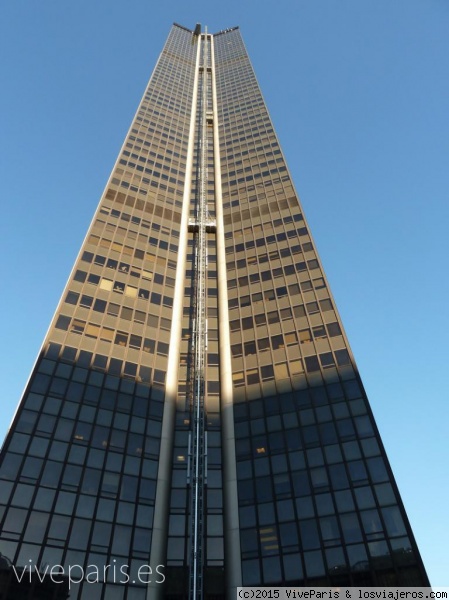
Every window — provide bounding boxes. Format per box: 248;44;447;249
134;310;146;323
276;286;288;298
71;320;85;334
305;356;320;373
208;353;219;365
261;365;274;380
80;295;93;309
293;305;306;318
301;280;313;291
285;331;297;346
108;303;120;317
94;255;106;266
87;273;100;285
299;329;311;343
74;270;87;283
242;317;253;330
55;316;71;331
320;353;335;368
306;302;319;314
327;322;341;337
151;292;161;305
311;327;326;340
121;307;133;321
85;324;100;338
267;311;279;324
157;341;169;355
240;295;251;307
100;328;114;342
129;335;142;350
335;349;350;366
100;279;113;291
125;286;137;298
247;369;260;385
93;299;107;313
289;360;303;375
143;338;155;353
271;335;284;350
82;251;94;263
255;313;267;325
65;292;79;305
115;332;128;347
274;363;288;379
320;299;333;312
232;372;244;386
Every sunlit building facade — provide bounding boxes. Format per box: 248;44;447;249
0;23;429;600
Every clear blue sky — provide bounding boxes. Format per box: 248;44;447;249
1;0;448;586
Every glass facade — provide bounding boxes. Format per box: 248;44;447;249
214;28;429;589
0;23;428;600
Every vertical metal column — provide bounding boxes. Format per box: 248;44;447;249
210;35;243;598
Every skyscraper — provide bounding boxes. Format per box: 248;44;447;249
0;21;429;600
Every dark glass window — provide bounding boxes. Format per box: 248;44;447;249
55;315;71;331
305;356;320;373
74;269;87;282
65;291;79;305
340;513;363;543
327;322;341;337
93;299;107;312
299;520;320;550
335;349;351;366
